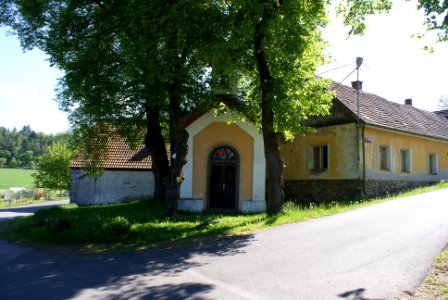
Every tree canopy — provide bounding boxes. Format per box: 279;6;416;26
3;0;446;215
32;141;73;190
0;126;69;168
1;0;221;216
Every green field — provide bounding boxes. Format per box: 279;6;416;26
0;168;36;189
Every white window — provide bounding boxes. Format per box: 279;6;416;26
400;149;412;173
309;145;328;170
429;154;438;175
379;145;392;171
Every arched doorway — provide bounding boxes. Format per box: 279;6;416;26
208;146;239;210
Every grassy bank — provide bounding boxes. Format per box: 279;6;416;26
0;168;35;189
2;182;447;252
411;249;448;299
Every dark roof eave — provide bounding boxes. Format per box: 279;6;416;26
71;167;152;171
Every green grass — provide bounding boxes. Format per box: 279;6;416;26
441;287;448;299
424;249;448;299
1;182;448;252
425;277;444;286
0;168;35;189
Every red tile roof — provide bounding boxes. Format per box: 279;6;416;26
332;82;448;141
71;136;152;170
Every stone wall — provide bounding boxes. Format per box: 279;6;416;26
365;180;436;198
284;179;438;204
284;180;362;203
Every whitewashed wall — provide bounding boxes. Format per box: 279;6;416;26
70;169;154;205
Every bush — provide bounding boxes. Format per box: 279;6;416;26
101;216;131;237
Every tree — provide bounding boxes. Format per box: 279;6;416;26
416;0;448;43
338;0;448;43
0;126;61;168
2;0;401;216
32;142;73;191
1;0;219;216
217;1;334;214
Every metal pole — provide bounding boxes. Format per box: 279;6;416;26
355;57;365;196
356;57;363;126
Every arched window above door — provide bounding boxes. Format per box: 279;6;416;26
210;146;237;160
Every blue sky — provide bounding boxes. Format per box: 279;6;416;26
0;27;68;134
1;0;447;134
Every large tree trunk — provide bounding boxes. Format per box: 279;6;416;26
254;3;285;215
163;43;189;217
144;106;169;203
164;85;189;218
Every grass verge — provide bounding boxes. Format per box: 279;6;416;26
0;168;35;189
411;249;448;299
1;182;447;253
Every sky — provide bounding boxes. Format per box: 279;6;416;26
318;0;448;112
1;1;448;134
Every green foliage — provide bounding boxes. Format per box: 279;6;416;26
417;0;448;43
336;0;392;36
337;0;448;45
32;142;73;190
100;216;131;238
0;126;68;168
0;0;218;160
0;1;222;214
215;0;334;138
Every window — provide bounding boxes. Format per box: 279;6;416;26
429;154;438;175
379;145;391;171
400;149;412;173
310;145;328;170
211;146;237;160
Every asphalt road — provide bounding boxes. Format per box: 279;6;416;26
0;200;69;221
0;191;448;300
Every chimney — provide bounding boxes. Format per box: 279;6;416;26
351;80;363;90
405;98;412;106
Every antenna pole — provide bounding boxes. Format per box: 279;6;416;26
356;57;363;126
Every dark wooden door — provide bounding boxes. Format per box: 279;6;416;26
209;163;237;209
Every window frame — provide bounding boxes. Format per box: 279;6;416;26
309;144;329;171
429;153;438;175
400;149;412;173
378;145;392;171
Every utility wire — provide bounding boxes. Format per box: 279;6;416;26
316;63;351;76
338;67;357;85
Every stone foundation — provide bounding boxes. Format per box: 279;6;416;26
365;180;436;198
284;180;362;203
284;179;437;204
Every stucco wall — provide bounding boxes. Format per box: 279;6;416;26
363;126;448;182
180;109;266;212
193;122;254;202
70;169;154;205
281;123;359;180
282;123;448;202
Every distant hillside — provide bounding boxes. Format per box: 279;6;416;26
0;126;70;168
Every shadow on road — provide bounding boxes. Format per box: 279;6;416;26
0;201;70;222
0;233;255;299
338;288;385;300
0;201;69;214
